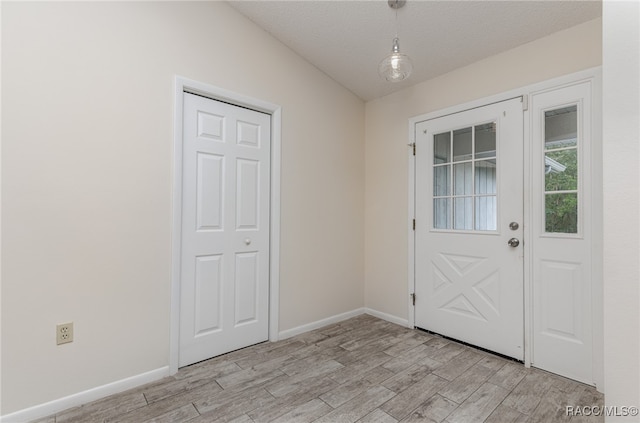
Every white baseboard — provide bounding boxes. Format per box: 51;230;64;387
277;307;410;340
278;308;366;339
364;308;410;328
1;366;170;423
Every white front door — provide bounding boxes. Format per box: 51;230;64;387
179;93;270;367
415;98;524;360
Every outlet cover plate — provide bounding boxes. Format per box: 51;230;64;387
56;322;73;345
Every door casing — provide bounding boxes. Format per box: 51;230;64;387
170;76;282;374
407;67;603;391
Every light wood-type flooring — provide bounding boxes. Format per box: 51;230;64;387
33;315;604;423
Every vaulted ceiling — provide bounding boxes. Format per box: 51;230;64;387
229;1;602;101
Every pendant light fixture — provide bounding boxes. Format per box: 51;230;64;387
378;0;413;82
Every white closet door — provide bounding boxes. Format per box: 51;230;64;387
179;93;270;367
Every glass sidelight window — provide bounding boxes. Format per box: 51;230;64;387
544;105;578;234
433;123;497;231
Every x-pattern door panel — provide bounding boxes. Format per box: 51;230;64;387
432;251;502;323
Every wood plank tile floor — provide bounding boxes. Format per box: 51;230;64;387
33;315;604;423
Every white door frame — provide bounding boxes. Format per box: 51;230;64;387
170;76;281;374
408;67;602;390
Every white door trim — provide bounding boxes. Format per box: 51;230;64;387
170;76;281;374
408;67;602;390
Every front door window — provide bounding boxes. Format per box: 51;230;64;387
433;123;497;231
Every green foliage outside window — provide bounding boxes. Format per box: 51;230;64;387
545;148;578;234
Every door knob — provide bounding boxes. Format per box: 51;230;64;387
507;238;520;247
244;238;252;245
509;222;519;230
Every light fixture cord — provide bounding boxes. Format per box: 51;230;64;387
394;1;399;39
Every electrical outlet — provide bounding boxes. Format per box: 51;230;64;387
56;322;73;345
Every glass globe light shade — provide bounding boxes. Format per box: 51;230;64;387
378;38;413;82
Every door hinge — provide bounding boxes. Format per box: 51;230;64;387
408;142;416;156
412;219;416;230
411;293;416;306
522;94;529;111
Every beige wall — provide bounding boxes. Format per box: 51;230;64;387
364;18;603;320
1;2;365;414
602;1;640;419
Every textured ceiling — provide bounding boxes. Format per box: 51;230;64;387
229;1;602;101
